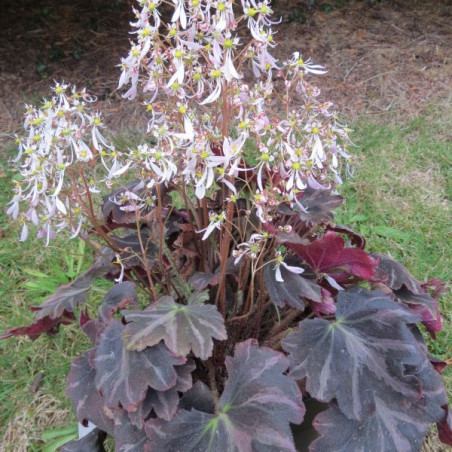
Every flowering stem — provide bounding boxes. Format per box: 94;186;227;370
135;214;158;302
207;359;220;413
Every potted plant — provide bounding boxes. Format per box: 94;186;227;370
2;1;451;450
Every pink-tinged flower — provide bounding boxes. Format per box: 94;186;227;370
19;221;28;242
200;69;223;105
172;0;188;29
233;232;269;264
198;211;226;240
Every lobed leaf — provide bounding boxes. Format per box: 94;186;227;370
113;410;151;452
95;320;185;412
373;254;422;294
99;282;138;323
281;231;378;283
282;287;424;421
146;339;304;451
311;357;447;452
396;287;442;338
60;428;106;452
279;187;343;224
311;400;430;452
178;381;215;413
110;230;157;270
66;349;115;435
0;310;75;341
30;264;112;320
326;223;366;249
437;405;452;446
263;264;322;310
189;272;219;290
102;180;151;226
128;360;195;428
121;296;227;360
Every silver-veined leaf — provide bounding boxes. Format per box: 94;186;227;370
121;296;227;360
146;339;304;451
94;320;185;412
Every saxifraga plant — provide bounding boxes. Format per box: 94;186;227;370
2;1;451;450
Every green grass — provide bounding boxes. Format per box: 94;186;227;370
336;106;451;394
0;105;451;449
0;143;112;450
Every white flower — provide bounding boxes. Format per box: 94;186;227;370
274;251;304;282
197;211;226;240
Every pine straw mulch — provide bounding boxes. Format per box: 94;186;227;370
0;0;451;145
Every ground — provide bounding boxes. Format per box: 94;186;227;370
0;0;451;138
0;0;451;450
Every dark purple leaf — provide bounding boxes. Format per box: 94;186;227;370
60;428;106;452
282;288;424;421
146;339;304;451
263;264;322;310
122;296;227;360
0;310;75;341
128;360;195;428
281;232;378;283
291;187;343;223
99;282;138;323
373;254;422;294
145;409;231;451
307;289;336;316
113;410;151;452
80;316;106;345
396;287;442;338
66;349;115;435
178;381;215;413
95;320;185;411
102;180;151;226
311;400;428;452
311;353;447;452
326;223;366;249
430;356;447;374
30;264;112;320
110;231;157;270
189;272;219;290
438;405;452;446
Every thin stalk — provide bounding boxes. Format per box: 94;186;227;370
207;359;220;413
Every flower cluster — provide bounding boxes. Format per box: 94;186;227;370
6;83;120;243
116;0;351;235
8;0;352;270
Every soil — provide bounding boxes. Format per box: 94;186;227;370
0;0;451;144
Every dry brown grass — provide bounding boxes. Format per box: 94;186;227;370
1;393;70;452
